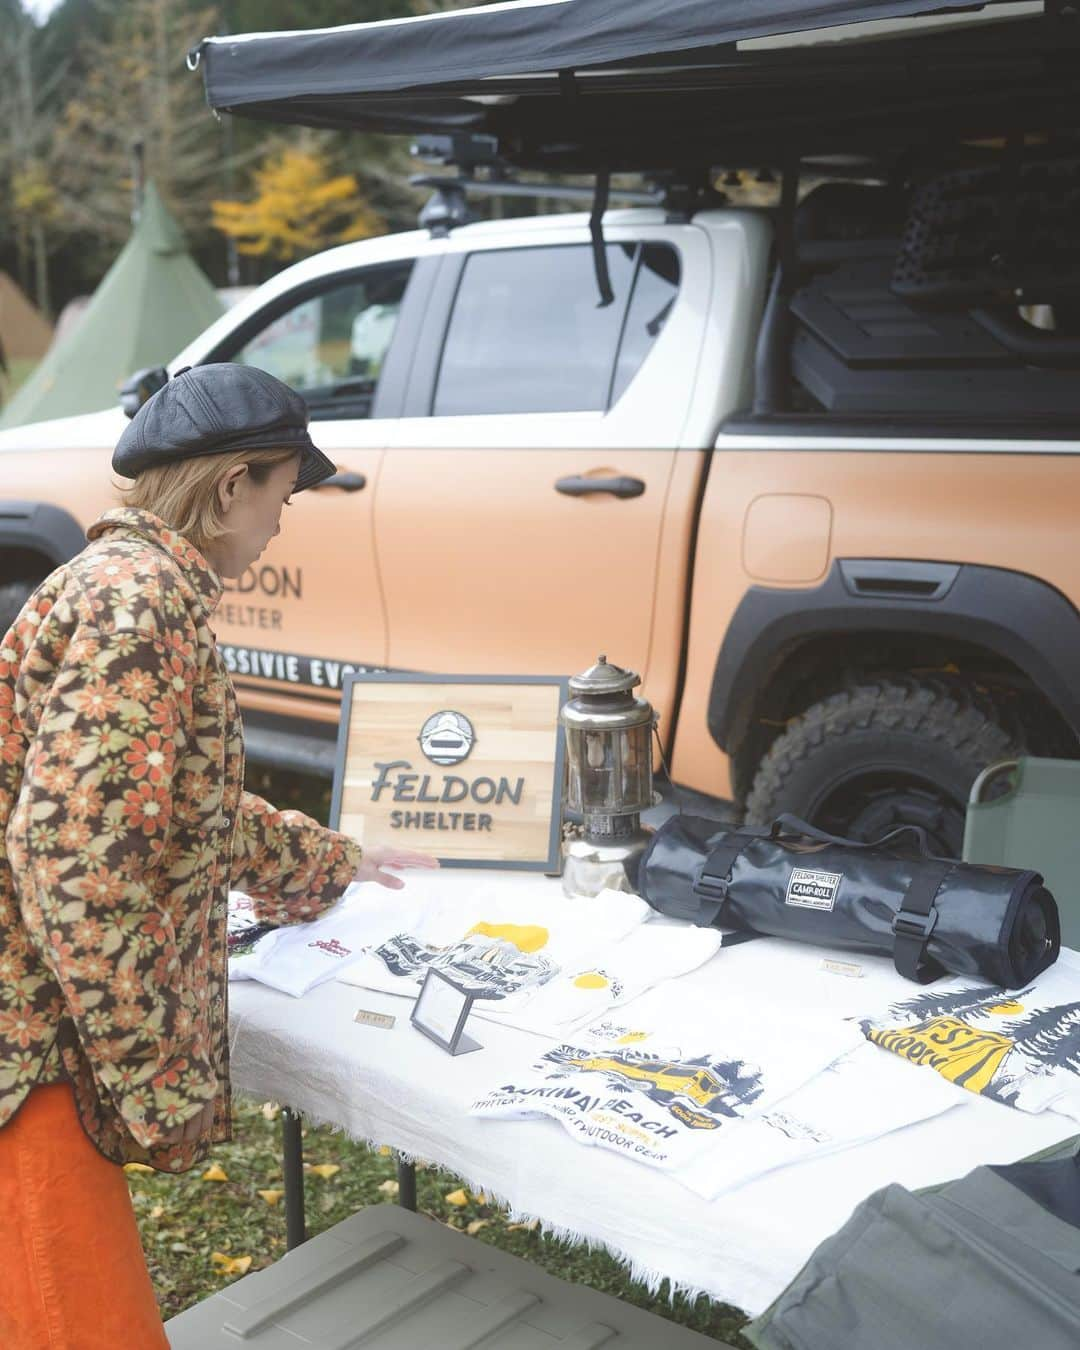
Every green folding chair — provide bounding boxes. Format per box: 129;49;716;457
963;757;1080;952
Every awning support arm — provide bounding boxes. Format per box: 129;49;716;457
590;168;614;307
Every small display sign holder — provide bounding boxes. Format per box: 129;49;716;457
410;967;483;1056
329;672;568;870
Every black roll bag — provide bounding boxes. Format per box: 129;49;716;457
635;813;1060;987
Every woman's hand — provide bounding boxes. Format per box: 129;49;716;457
354;845;440;890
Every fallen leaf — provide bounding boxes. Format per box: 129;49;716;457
466;1219;489;1235
508;1219;540;1233
474;1191;488;1205
202;1163;229;1182
307;1163;340;1181
211;1251;253;1277
257;1189;283;1206
377;1145;392;1157
377;1179;399;1197
261;1102;280;1122
444;1188;469;1208
150;1205;165;1219
123;1162;154;1174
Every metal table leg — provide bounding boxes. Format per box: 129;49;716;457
396;1156;417;1212
281;1106;307;1249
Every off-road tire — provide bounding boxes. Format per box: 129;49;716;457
0;578;38;637
742;675;1027;856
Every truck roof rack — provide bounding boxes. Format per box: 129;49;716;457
408;134;726;237
410;172;665;238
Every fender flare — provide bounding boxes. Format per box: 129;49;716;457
708;559;1080;751
0;500;86;573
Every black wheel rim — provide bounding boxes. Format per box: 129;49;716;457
808;771;964;858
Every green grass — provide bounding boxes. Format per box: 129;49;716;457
131;1096;751;1344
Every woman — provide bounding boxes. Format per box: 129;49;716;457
0;364;436;1347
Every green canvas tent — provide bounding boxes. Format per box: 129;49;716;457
0;182;222;429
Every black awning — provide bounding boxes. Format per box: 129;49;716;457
194;2;1078;170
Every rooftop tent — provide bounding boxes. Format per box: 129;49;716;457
0;182;223;430
193;0;1079;172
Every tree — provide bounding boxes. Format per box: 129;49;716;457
48;0;225;260
0;0;67;314
211;141;384;261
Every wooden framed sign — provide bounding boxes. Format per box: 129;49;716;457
329;673;568;870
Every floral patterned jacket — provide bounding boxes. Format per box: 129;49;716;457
0;508;362;1171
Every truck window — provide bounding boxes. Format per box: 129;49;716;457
224;262;413;418
609;244;681;406
432;242;679;417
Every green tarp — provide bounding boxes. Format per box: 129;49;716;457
0;182;222;429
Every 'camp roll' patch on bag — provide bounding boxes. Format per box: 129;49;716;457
634;813;1059;987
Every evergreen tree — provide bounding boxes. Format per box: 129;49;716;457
998;1002;1080;1069
880;983;1009;1024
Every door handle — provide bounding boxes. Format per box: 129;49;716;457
555;475;646;499
312;471;367;492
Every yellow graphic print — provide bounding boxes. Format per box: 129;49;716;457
616;1031;649;1045
574;972;610;990
566;1055;727;1114
986;1001;1025;1015
466;922;549;952
868;1015;1015;1094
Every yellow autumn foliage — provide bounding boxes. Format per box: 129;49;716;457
211;1251;252;1277
212;147;383;261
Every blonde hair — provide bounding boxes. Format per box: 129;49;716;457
119;447;300;554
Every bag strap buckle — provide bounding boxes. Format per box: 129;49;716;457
892;907;939;941
892;861;953;983
694;832;756;902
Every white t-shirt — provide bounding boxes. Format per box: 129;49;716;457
337;884;651;1016
478;920;725;1035
228;883;421;998
470;986;863;1191
859;950;1080;1122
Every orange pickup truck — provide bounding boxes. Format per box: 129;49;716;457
2;6;1078;854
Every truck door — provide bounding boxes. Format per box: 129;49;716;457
207;257;422;701
377;226;708;701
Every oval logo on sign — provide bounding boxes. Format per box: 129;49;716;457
418;710;476;766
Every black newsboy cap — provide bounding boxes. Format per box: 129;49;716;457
112;363;337;492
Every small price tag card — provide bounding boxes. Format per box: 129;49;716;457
410;967;483;1056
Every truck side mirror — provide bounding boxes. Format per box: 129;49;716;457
119;365;169;418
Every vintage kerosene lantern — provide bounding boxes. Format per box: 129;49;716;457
560;655;657;897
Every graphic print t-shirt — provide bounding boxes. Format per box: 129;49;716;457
860;954;1080;1122
228;883;420;997
337;886;651;1014
478;921;725;1035
470;988;862;1189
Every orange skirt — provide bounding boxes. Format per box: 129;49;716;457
0;1082;169;1350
